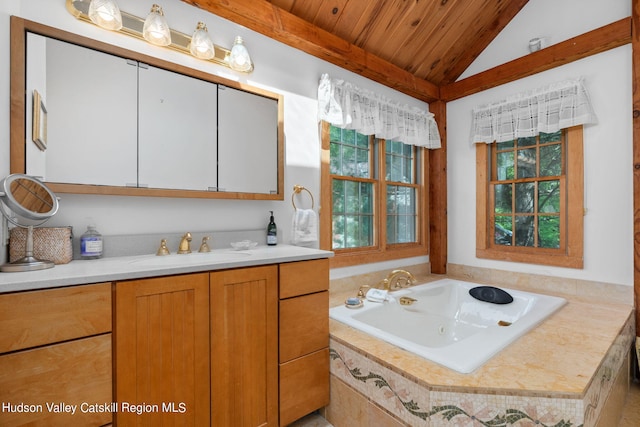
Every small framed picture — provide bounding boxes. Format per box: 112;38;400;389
32;89;47;151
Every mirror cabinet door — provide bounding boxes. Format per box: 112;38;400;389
218;85;279;194
138;65;218;191
26;33;138;186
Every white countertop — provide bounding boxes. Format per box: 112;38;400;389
0;244;333;293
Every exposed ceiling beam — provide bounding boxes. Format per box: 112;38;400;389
441;18;632;102
181;0;440;103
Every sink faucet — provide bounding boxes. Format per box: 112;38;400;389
377;269;416;291
178;232;192;254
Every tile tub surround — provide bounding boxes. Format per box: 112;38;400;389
327;272;635;426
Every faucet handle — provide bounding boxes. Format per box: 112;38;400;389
199;236;211;253
156;238;170;256
357;285;370;299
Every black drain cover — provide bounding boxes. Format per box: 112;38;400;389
469;286;514;304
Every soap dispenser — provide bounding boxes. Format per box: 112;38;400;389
267;211;277;246
81;224;103;259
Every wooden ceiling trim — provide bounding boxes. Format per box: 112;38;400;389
440;18;632;102
182;0;440;102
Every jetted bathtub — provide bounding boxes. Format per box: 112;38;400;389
329;278;567;373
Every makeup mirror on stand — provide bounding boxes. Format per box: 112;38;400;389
0;174;59;272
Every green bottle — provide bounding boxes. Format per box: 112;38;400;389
267;211;277;246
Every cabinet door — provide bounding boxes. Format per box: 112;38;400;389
218;85;279;194
211;266;278;427
115;273;210;426
27;34;138;186
138;65;218;190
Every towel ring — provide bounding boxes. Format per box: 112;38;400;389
292;185;314;209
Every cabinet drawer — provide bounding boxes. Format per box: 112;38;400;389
279;291;328;363
279;348;330;427
279;259;329;299
0;283;112;353
0;334;112;426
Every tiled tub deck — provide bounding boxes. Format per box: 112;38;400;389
324;272;635;427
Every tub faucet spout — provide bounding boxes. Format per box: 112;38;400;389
380;269;416;291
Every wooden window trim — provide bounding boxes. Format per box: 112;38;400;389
320;122;429;268
476;126;584;268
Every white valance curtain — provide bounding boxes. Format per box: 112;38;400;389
317;73;441;148
470;77;597;144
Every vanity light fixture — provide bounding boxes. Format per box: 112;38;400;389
66;0;254;73
189;22;215;60
229;36;253;72
88;0;122;30
143;4;171;46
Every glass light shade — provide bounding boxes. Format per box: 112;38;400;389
229;36;253;72
189;22;215;59
88;0;123;31
143;4;172;46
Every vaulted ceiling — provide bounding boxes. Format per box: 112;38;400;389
267;0;527;86
183;0;530;102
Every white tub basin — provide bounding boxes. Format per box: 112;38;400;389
329;278;566;373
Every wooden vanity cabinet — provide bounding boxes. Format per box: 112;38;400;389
113;258;328;427
115;273;211;426
278;259;330;426
0;283;113;426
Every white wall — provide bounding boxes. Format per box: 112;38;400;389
448;0;633;287
0;0;428;251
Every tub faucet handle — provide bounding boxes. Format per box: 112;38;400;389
357;285;370;299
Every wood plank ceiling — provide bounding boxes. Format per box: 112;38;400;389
182;0;529;101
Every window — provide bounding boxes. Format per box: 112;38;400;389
321;122;428;267
476;126;584;268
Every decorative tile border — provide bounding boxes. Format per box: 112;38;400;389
582;314;635;426
329;338;622;427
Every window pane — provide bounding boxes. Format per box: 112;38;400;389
332;179;345;213
538;216;560;248
538;180;560;213
515;182;535;213
332;179;374;249
387;185;416;244
494;184;512;213
517;148;537;178
540;131;561;143
519;136;537;146
332;214;345;248
330;127;370;179
386;141;413;183
496;140;514;150
496;152;514;180
494;217;512;246
540;143;562;176
515;215;535;247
